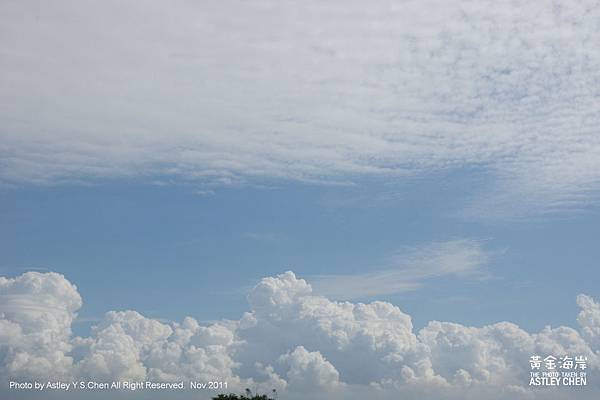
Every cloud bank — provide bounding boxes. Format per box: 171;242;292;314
1;271;599;399
2;0;600;218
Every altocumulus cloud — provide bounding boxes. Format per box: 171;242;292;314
2;0;600;218
1;271;599;399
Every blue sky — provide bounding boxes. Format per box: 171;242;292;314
2;171;599;335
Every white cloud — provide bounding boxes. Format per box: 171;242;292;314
0;272;81;380
1;1;600;218
577;294;600;351
1;270;599;399
279;346;341;390
311;239;492;299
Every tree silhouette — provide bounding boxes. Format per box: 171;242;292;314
212;388;276;400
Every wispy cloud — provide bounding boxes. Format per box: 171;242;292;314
196;189;216;197
311;239;493;300
242;232;285;243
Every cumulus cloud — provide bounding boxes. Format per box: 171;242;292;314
2;0;600;218
279;346;341;391
1;270;599;399
577;294;600;351
0;272;81;380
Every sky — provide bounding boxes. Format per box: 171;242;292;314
1;1;600;399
